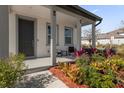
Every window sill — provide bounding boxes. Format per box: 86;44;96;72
64;44;74;46
46;44;59;46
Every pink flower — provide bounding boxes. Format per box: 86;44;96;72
74;51;81;57
91;48;97;53
80;48;85;55
104;49;111;58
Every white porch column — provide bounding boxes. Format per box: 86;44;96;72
76;19;82;50
92;22;96;48
50;8;56;66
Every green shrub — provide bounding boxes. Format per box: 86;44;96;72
75;55;120;88
0;54;25;88
112;44;124;57
58;53;124;87
111;56;124;68
92;54;105;62
76;54;90;66
76;64;116;88
75;55;90;85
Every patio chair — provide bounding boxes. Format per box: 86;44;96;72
68;46;76;56
56;49;62;57
56;49;68;57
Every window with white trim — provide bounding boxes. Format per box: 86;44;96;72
64;27;73;45
46;23;59;45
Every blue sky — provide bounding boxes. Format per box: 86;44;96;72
80;5;124;33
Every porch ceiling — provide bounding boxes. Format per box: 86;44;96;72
44;5;97;26
11;5;77;24
11;5;93;25
11;5;50;19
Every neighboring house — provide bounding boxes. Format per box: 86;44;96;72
81;37;98;46
81;28;124;46
0;5;102;65
97;28;124;45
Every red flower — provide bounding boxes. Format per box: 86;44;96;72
91;48;97;54
104;49;111;58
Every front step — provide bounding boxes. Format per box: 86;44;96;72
25;65;52;74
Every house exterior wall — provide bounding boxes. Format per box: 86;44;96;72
0;6;9;58
97;39;124;45
9;6;79;57
97;39;111;45
82;39;124;46
81;40;90;45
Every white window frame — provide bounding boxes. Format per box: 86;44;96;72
64;26;73;45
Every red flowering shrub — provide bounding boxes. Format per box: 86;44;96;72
91;48;97;54
74;51;81;57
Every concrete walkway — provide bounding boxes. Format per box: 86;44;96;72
16;70;68;88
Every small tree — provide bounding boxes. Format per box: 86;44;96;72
82;28;101;45
118;20;124;29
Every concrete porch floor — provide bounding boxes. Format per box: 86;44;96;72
24;56;75;70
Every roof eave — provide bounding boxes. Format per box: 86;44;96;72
73;5;102;21
56;5;102;22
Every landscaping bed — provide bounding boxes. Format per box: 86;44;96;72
50;53;124;88
49;63;124;88
49;66;89;88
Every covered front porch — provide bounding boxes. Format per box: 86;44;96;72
24;56;75;73
44;6;101;66
8;5;102;71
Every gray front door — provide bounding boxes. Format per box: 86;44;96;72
18;18;35;57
